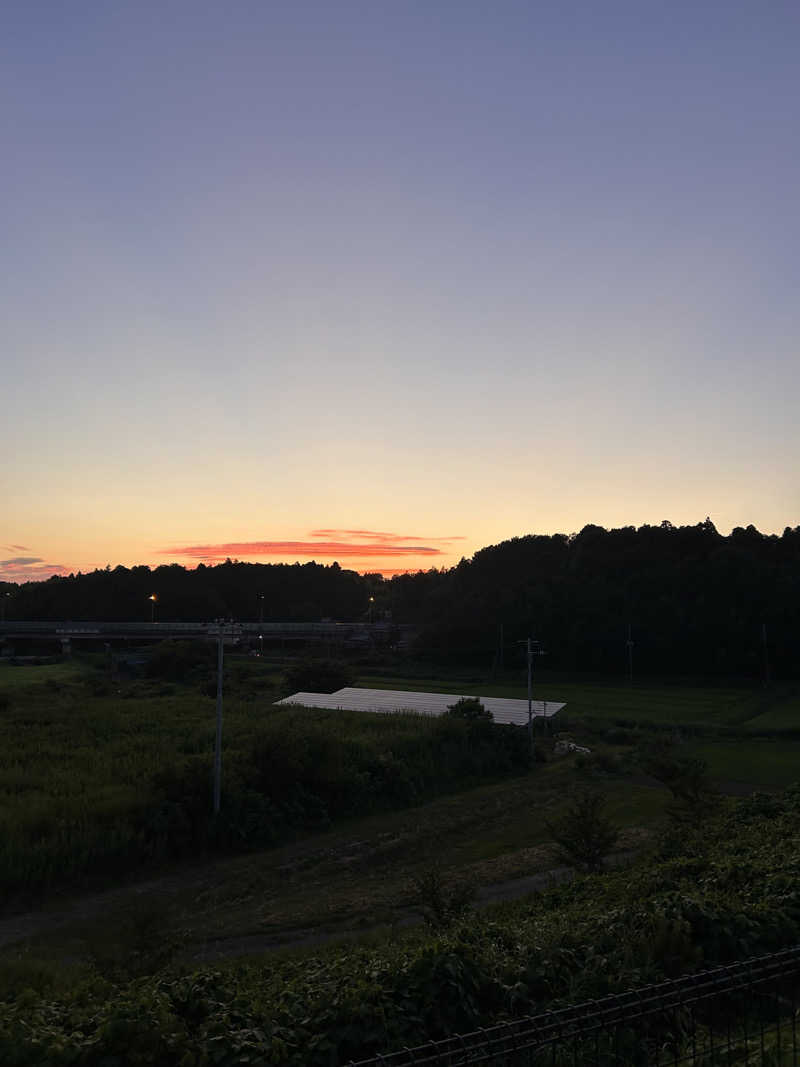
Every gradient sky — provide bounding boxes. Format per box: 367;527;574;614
3;2;798;583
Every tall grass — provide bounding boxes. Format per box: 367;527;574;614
0;664;529;900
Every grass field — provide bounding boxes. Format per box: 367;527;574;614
3;656;800;1066
1;654;798;973
683;738;800;787
0;661;83;690
359;673;799;729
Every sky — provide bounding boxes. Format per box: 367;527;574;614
3;2;798;584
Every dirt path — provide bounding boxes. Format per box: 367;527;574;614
0;776;751;961
186;865;577;960
0;850;641;962
187;849;643;961
0;863;570;955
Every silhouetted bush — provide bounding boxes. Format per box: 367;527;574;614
283;657;355;693
546;790;619;872
145;640;215;682
445;697;492;721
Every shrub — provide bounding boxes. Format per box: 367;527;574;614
546;790;619;872
639;740;718;823
413;864;476;929
145;640;215;682
284;657;355;694
445;697;492;722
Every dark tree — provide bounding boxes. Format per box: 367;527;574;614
546;790;619;872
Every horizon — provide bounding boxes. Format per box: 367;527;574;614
2;515;796;586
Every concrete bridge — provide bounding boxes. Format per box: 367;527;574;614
0;620;415;656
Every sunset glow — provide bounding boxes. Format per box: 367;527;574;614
3;4;797;584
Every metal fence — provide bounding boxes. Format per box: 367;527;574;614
348;946;800;1066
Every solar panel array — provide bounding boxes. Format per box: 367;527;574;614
276;687;565;726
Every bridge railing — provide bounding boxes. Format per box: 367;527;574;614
0;620;413;634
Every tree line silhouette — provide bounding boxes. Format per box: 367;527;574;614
2;519;798;678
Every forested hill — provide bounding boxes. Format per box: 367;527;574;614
389;520;800;678
1;560;367;624
3;520;799;678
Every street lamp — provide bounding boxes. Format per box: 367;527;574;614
148;593;157;623
257;592;265;625
0;592;10;624
368;596;375;625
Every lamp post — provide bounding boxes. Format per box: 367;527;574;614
148;593;157;623
368;596;375;625
0;592;10;624
257;593;264;625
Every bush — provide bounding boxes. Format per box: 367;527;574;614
145;640;215;682
413;864;476;929
639;740;718;823
284;657;355;694
546;790;619;872
445;697;492;722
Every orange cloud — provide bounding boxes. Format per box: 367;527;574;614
161;540;446;561
160;530;465;565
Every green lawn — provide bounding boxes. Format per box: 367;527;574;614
684;738;800;788
741;692;800;731
2;654;796;933
357;674;770;728
0;661;84;690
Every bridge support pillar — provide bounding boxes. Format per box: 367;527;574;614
60;637;71;658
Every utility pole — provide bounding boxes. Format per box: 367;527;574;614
209;619;242;815
518;636;546;759
626;623;634;687
526;636;534;756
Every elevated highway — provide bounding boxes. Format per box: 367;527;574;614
0;620;415;653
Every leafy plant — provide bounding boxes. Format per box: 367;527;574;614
640;740;719;822
445;697;493;722
412;864;476;929
546;789;619;872
284;657;355;694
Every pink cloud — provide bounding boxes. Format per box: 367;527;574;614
159;530;465;565
0;556;71;584
311;529;465;544
160;539;447;562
